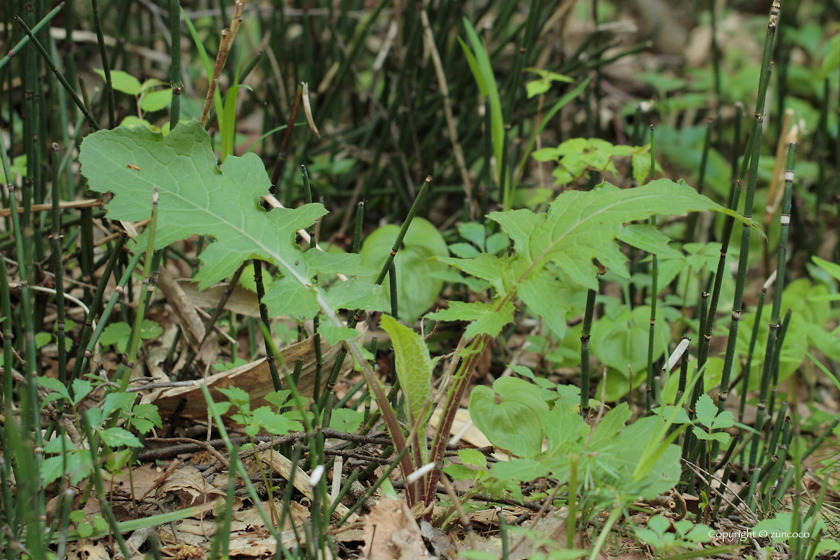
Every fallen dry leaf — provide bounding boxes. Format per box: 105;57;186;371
157;465;225;509
66;539;111;560
362;497;430;559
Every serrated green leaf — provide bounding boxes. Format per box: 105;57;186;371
617;224;681;258
436;254;505;292
694;393;717;428
72;379;93;406
99;427;143;448
330;408;364;433
489;179;743;289
252;406;302;435
425;299;515;340
588;402;631;449
542;402;589;454
38;376;70;400
379;315;432;430
458;448;487;468
319;324;358;345
77;521;93;538
79;121;325;293
322;279;387;312
102;392;136;420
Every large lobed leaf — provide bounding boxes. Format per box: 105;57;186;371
79;121;380;320
434;179;749;338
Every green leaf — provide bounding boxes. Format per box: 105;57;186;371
518;270;572;338
252;406;302;435
812;255;840;282
617;224;681;258
489;179;739;290
38;376;70;401
99;322;131;346
323;279;387;312
72;379;93;406
485;232;510;255
694;393;718;429
102;392;136;420
304;251;377;277
436;254;505;292
263;277;320;319
131;403;162;433
94;69;142;96
140;89;173;113
330;408;364;433
319;324;358;345
458;222;485;249
35;332;52;349
264;390;292;409
218;386;251;410
79;121;326;295
588;402;631;449
379;315;432;429
99;427;144;448
462;19;504;191
221;85;250;162
426;299;515;340
449;242;481;259
469;378;548;458
458;448;487;469
542;402;589;454
77;521;93;538
359;217;449;322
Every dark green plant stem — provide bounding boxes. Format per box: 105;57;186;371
80;413;130;559
177;264;246;377
0;119;38;443
336;443;411;528
579;288;596;414
685;118;714;242
317;178;431;413
0;140;15;411
90;0;115;127
14;16;101;131
269;84;302;196
803;418;839;461
762;401;787;465
169;0;182;128
50;143;67;385
72;249;143;385
765;309;791;425
749;144;796;467
0;2;62;71
698;4;779;371
302;165;325;406
253;260;283;392
646;124;658;411
714;433;740;472
717;113;765;449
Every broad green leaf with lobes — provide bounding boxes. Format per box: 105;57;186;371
78;121;355;322
489;179;745;289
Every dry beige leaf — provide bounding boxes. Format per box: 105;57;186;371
66;539;111;560
147;336;352;417
157;465;225;509
258;450;358;523
233;499;309;531
177;279;261;317
362;497;429;559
